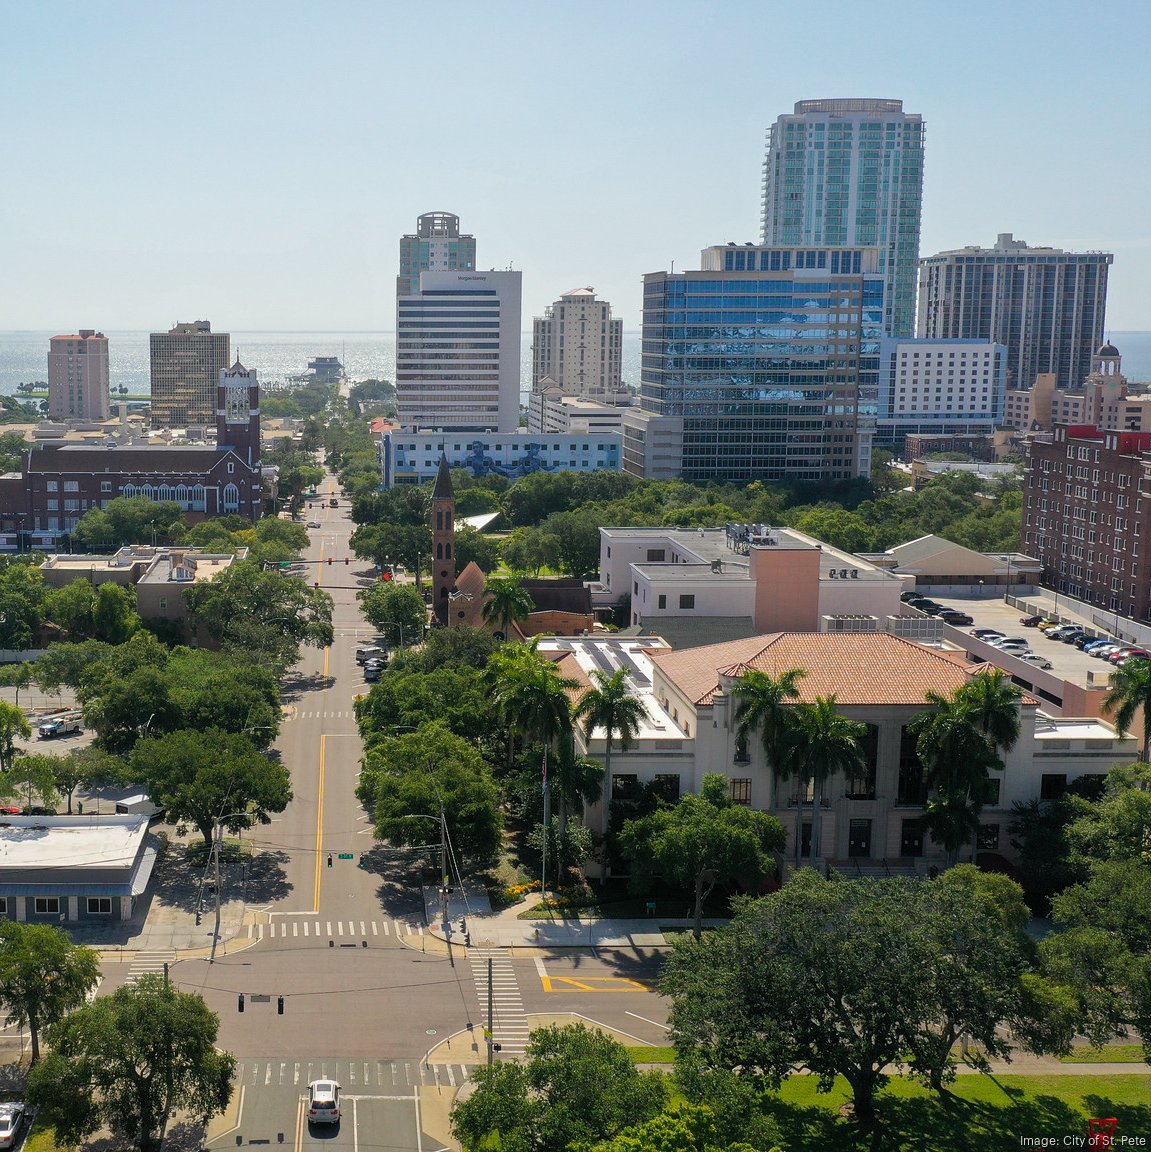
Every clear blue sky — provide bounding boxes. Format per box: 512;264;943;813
1;0;1147;332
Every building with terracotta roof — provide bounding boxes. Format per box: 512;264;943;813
556;631;1136;874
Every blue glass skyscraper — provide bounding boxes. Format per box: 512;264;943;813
761;99;924;339
639;245;884;483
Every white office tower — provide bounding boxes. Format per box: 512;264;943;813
396;270;522;433
761;99;925;339
532;287;624;401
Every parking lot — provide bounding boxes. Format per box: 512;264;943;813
907;591;1129;693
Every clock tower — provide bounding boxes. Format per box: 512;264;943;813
431;454;456;625
216;360;261;467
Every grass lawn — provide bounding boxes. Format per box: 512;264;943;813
1060;1042;1145;1063
24;1123;72;1152
762;1073;1151;1151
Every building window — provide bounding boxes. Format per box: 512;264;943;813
730;778;751;805
897;726;926;805
63;481;78;492
982;778;1002;806
977;824;1001;851
678;594;695;609
0;897;6;915
646;549;666;562
34;897;60;916
1040;773;1067;800
87;897;112;915
611;774;639;801
900;819;923;857
657;594;666;609
652;774;681;803
100;481;112;493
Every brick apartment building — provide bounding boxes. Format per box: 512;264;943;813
1024;424;1151;620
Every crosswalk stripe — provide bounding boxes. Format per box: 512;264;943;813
371;921;378;936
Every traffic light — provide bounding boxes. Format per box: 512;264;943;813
344;558;349;565
327;557;332;565
277;995;285;1015
326;852;333;868
238;993;245;1013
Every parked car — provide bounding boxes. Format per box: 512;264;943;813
38;711;83;739
987;636;1031;648
1110;647;1148;664
1061;629;1089;643
307;1081;340;1125
940;611;974;625
1074;634;1104;649
1117;652;1151;667
22;806;56;817
1090;644;1123;659
356;646;385;665
1020;614;1044;627
900;590;923;603
364;664;384;683
1081;640;1114;654
972;628;1005;640
1045;625;1083;641
995;644;1032;656
0;807;22;816
1016;653;1054;670
0;1103;25;1150
1039;621;1068;635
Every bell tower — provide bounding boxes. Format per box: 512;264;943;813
431;455;456;625
216;360;261;467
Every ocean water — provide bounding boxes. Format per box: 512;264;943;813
0;329;1147;396
0;330;645;398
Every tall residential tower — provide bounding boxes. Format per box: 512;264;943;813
397;212;476;298
532;287;624;400
761;99;925;338
48;329;110;422
917;233;1112;391
149;320;231;430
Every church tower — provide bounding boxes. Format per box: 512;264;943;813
216;360;261;467
431;455;456;625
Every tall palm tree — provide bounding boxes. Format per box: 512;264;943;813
776;695;866;862
910;692;1002;866
956;668;1022;758
481;574;535;640
1103;657;1151;762
733;668;806;863
573;668;647;879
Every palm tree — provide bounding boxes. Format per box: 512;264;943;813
956;668;1022;758
573;668;647;880
776;695;866;862
1103;657;1151;762
910;692;1002;866
733;669;806;864
481;574;535;640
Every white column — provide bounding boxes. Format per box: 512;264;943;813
68;896;79;921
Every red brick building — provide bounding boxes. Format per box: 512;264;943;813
1024;424;1151;620
0;361;264;550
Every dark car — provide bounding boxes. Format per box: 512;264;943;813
900;590;923;603
940;610;973;625
1074;634;1104;649
1020;614;1044;627
22;806;55;816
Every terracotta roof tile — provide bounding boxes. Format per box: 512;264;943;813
651;632;974;706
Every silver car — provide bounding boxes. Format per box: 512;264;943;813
307;1080;340;1125
0;1103;26;1150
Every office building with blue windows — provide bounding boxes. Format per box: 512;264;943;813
634;244;884;483
761;99;925;339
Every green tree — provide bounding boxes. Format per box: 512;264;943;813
357;581;426;645
1104;658;1151;761
956;667;1022;758
70;496;186;552
183;561;334;667
388;625;499;675
454;524;502;574
2;753;60;811
82;664;180;753
360;723;503;865
131;729;292;848
0;699;31;771
481;573;535;639
777;695;866;861
51;745;124;813
0;922;100;1064
28;974;235;1152
44;580;98;640
573;668;647;879
93;582;141;643
0;662;34;708
355;665;498;747
619;775;785;940
0;560;46;650
575;1102;770;1152
451;1023;668;1152
662;870;1049;1126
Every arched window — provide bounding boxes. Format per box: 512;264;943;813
445;543;452;559
436;543;443;560
175;485;189;506
191;485;205;511
222;483;240;512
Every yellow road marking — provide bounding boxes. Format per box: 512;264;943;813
313;734;326;909
294;1092;304;1152
540;975;652;993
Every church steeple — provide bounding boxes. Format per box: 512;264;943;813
216;360;261;467
431;455;455;625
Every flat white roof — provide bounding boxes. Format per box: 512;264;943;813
0;814;150;871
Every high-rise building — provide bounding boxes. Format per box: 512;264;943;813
397;212;476;298
395;270;522;433
636;244;884;483
917;234;1112;391
149;321;231;430
532;287;624;400
48;329;110;422
761;99;925;338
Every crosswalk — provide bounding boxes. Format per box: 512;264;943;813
469;948;529;1055
247;918;423;941
125;949;177;986
233;1058;473;1088
285;711;356;720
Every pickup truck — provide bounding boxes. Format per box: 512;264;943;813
329;498;338;508
38;712;83;739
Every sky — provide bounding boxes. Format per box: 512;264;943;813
1;0;1148;332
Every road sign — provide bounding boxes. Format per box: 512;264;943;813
337;852;354;860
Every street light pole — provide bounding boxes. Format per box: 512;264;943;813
209;809;252;963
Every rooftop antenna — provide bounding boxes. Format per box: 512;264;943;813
670;260;675;274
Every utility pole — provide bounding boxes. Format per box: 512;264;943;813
487;957;494;1066
210;820;223;963
540;745;549;900
439;802;450;933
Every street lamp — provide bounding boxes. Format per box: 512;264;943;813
1003;554;1013;604
378;620;423;649
208;809;254;963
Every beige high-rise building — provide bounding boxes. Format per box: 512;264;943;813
48;330;110;422
149;321;230;430
532;288;624;401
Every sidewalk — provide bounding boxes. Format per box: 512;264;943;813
419;884;723;950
